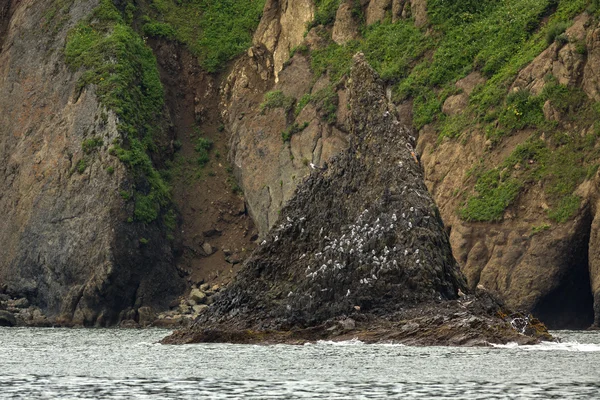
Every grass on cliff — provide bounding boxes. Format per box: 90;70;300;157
140;0;266;72
304;0;597;224
65;0;171;224
461;128;600;222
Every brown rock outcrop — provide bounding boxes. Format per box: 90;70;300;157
222;47;350;234
511;14;589;95
332;0;360;44
418;13;600;329
253;0;316;82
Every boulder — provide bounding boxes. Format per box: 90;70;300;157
189;289;207;305
0;310;16;327
137;306;156;327
202;242;215;256
193;304;209;314
11;298;29;308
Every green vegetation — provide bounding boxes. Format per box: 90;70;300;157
309;0;342;29
497;89;545;132
311;87;339;124
546;21;569;45
295;94;312;116
76;159;88;174
531;224;551;235
141;0;265;72
261;90;295;113
66;0;171;224
82;137;104;154
461;130;598;222
282;122;309;142
195;136;214;166
301;0;598;224
142;21;176;39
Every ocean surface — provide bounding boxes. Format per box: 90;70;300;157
0;328;599;399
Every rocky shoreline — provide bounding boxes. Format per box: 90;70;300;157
0;283;221;329
163;290;552;346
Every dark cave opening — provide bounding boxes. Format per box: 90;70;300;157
531;225;594;330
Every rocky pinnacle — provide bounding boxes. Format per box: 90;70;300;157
163;54;551;345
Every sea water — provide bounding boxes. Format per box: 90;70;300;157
0;327;599;399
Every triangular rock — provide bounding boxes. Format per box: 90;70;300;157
164;54;551;346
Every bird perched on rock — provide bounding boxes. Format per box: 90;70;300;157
309;162;327;171
458;288;466;297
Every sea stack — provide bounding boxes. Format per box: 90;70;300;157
163;54;551;346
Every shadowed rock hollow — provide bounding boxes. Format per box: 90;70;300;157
164;54;550;346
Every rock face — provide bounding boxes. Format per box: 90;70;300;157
417;12;600;330
222;47;350;235
163;55;550;346
222;0;600;331
223;0;429;238
253;0;316;82
0;0;184;326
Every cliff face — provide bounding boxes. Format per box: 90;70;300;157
164;54;549;346
0;0;184;326
2;0;599;332
418;11;600;330
219;0;600;330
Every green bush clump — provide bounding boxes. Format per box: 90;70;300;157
143;0;265;72
461;128;598;223
142;22;176;39
65;0;173;224
260;90;295;112
312;87;338;124
76;159;88;174
498;89;545;131
460;139;548;221
460;171;522;222
362;22;432;83
295;93;312;116
195;137;213;167
310;41;359;83
427;0;496;26
82;137;104;154
308;0;342;29
281;122;309;142
546;21;569;45
548;195;581;223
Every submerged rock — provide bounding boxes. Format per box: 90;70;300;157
163;54;551;346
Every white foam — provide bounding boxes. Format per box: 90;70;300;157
491;341;600;352
314;338;365;346
309;339;406;347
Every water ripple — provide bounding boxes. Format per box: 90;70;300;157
0;329;599;399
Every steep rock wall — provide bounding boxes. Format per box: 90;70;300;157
0;0;184;326
418;13;600;329
223;0;428;236
253;0;315;82
222;47;350;235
